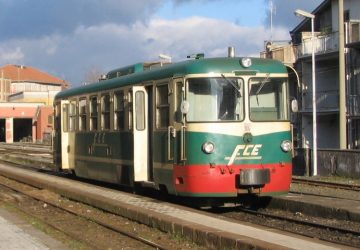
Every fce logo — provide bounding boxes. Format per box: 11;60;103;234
226;144;263;165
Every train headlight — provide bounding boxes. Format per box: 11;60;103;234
202;142;215;154
280;140;292;152
241;57;252;68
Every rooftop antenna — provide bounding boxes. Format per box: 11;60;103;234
269;0;276;42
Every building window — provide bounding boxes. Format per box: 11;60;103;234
101;94;110;130
114;91;125;130
79;98;87;131
90;96;98;131
156;84;169;128
48;114;53;125
69;101;76;131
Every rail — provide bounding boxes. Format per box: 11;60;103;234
292;177;360;192
235;207;360;248
0;176;168;249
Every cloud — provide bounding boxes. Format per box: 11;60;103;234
0;47;24;62
142;17;289;59
0;16;290;85
0;0;162;40
0;0;319;86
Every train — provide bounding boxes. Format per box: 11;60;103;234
53;50;293;199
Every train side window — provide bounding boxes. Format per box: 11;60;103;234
156;84;169;129
175;82;183;123
128;91;133;130
90;96;98;131
69;101;77;132
135;91;145;130
79;98;87;131
101;94;110;130
62;103;69;132
114;91;125;130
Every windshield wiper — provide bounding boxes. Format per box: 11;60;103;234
255;73;270;105
221;74;242;96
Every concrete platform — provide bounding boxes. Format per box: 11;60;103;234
0;207;67;250
270;192;360;222
0;163;356;250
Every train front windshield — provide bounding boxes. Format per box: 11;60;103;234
187;77;244;122
249;77;289;121
186;77;289;122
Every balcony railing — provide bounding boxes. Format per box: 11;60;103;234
299;32;339;57
303;90;339;111
348;95;360;117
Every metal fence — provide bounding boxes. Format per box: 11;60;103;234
302;90;339;111
293;148;360;178
299;32;339;56
348;95;360;117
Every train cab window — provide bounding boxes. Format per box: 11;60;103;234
69;101;77;131
156;84;169;128
114;91;125;130
101;94;110;130
79;98;87;131
187;77;244;122
249;77;289;121
90;96;98;131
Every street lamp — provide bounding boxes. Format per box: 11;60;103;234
295;9;317;176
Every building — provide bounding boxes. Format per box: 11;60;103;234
0;65;70;143
261;0;360;150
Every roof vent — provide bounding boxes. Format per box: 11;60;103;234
187;53;204;59
99;74;107;81
228;47;235;58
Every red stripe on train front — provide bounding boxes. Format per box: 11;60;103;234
173;163;292;196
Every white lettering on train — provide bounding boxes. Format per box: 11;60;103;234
226;144;263;165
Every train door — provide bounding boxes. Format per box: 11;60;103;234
53;102;61;169
170;79;185;164
146;85;154;181
60;100;70;170
132;86;149;182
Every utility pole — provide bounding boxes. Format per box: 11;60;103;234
269;0;273;42
339;0;347;149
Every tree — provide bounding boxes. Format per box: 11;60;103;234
82;65;105;85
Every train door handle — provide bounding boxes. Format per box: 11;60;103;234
180;125;187;161
167;126;174;161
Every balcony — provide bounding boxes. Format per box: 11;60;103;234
260;42;297;65
298;32;339;57
349;22;360;44
348;95;360;117
302;90;339;112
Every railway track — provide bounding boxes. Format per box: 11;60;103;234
0;174;178;250
0;143;53;170
292;177;360;191
1;145;359;248
215;205;360;248
0;142;51;153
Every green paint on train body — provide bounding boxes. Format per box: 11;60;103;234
185;131;292;166
55;57;287;100
74;131;133;160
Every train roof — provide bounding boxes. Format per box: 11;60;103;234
55;57;287;100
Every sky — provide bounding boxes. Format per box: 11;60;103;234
0;0;322;86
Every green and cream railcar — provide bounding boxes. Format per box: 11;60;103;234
53;56;292;197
